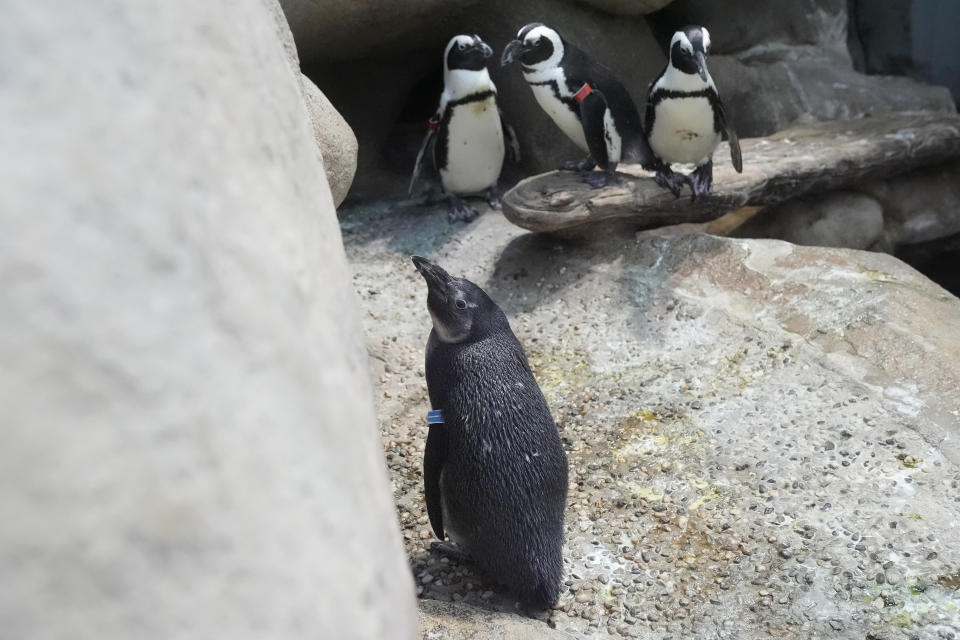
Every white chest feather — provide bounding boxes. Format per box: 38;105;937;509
649;96;720;166
440;95;505;195
523;68;587;152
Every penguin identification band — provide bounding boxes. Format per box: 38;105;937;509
427;409;444;425
573;83;594;104
428;116;440;131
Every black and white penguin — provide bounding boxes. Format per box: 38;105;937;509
502;23;656;188
409;34;520;222
645;25;742;200
411;256;568;608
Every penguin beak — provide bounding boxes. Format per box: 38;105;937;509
695;51;708;82
478;41;493;59
501;39;524;66
412;256;451;294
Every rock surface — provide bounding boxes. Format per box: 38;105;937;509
420;600;577;639
301;73;359;206
342;203;960;639
708;49;956;139
0;1;416;638
502;113;960;233
575;0;674;16
732;191;885;250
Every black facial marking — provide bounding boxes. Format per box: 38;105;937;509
670;41;698;75
447;37;490;71
520;35;554;67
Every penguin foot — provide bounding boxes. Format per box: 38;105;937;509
430;540;467;562
584;169;615;189
447;196;479;223
687;160;714;202
484;187;503;210
561;156;597;172
654;168;686;198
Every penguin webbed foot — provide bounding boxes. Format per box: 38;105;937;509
484;186;503;210
447;195;480;223
561;156;596;172
584;168;616;189
429;540;468;562
654;167;686;199
687;160;714;202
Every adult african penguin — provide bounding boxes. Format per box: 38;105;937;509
411;256;568;608
645;25;742;200
409;34;520;222
502;23;656;188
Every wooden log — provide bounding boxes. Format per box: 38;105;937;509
502;113;960;233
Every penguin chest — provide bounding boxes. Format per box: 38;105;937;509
439;98;505;195
649;96;721;166
528;82;588;152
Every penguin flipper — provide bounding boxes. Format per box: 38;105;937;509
715;98;743;173
577;87;613;172
499;109;521;164
408;126;436;196
423;423;448;539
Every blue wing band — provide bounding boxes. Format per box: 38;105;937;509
427;409;444;425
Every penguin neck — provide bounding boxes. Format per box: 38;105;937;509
658;63;715;93
443;68;496;101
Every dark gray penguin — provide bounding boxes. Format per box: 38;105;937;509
645;25;742;200
409;34;520;222
412;256;568;608
502;22;657;188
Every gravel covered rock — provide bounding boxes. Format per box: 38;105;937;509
343;204;960;639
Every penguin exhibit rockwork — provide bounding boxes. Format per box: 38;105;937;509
412;256;569;608
645;25;743;200
409;34;520;222
502;23;658;188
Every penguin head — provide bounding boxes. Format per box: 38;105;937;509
669;26;711;81
444;34;494;74
501;23;564;71
412;256;504;344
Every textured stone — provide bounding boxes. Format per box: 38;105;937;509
345;206;960;639
0;1;416;639
419;600;577;639
502;113;960;233
575;0;674;16
649;0;849;55
732;191;885;250
302;73;358;206
708;48;956;139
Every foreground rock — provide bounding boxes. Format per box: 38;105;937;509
0;1;415;638
502;113;960;233
342;205;960;639
420;600;576;639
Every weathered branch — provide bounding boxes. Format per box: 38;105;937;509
502;113;960;233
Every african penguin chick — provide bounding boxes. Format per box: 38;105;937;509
645;25;743;200
502;23;656;188
412;256;568;608
409;34;520;222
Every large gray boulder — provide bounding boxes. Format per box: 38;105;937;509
0;1;416;638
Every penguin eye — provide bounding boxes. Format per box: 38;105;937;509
455;299;467;310
458;42;466;51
